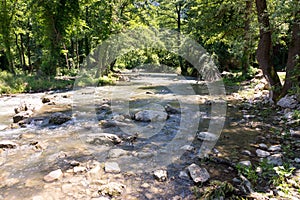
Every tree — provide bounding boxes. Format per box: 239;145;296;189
255;0;299;101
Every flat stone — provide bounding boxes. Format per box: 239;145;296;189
256;149;270;158
153;169;168;182
267;154;283;166
43;169;63;182
187;163;210;183
108;149;129;158
196;132;218;141
105;162;121;173
0;140;18;149
134;110;168;122
268;145;281;152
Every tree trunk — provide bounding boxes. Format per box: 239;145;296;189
255;0;282;101
281;9;300;96
242;0;252;76
176;3;186;75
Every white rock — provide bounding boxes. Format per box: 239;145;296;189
256;149;270;158
73;166;86;173
294;158;300;163
135;110;168;122
153;169;167;182
290;130;300;138
268;145;281;152
98;182;125;197
43;169;63;182
187;163;210;183
105;162;121;173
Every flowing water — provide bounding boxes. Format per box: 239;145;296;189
0;72;260;199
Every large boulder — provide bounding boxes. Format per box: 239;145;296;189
134;110;168;122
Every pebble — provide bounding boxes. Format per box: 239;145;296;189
241;150;252;156
294;158;300;163
73;166;86;173
258;143;268;150
256;149;270;158
153;169;168;182
104;162;121;173
43;169;63;182
268;145;281;152
187;163;210;183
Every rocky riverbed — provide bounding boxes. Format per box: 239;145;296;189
0;72;299;199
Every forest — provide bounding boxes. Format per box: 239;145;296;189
0;0;299;100
0;0;300;199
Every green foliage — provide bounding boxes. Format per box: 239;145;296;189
236;164;258;183
193;180;237;199
0;71;73;94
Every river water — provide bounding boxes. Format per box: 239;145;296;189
0;72;250;199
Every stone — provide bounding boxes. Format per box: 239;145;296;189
256;149;270;158
187;163;210;183
108;149;128;158
42;97;51;104
290;130;300;138
268;145;281;152
0;140;18;149
267;154;283;166
134;110;168;122
165;104;180;114
179;171;189;179
105;162;121;173
277;95;298;109
86;133;122;145
99;119;130;128
153;169;168;182
239;161;252;167
13;111;33;123
49;112;71;125
73;166;86;173
294;158;300;163
98;182;125;197
196;132;218;141
241;150;252;156
258;143;268;150
43;169;63;182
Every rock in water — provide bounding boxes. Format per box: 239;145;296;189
105;162;121;173
49;112;71;125
0;140;18;149
43;169;63;182
13;111;33;123
86;133;122;145
153;169;168;182
134;110;168;122
165;104;180;114
187;163;210;183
